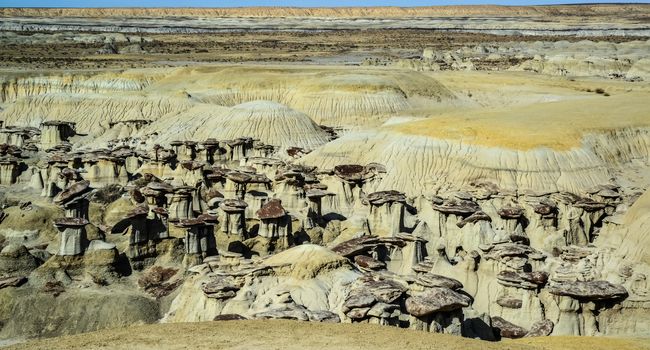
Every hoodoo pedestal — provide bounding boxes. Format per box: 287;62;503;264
54;217;89;256
220;199;248;239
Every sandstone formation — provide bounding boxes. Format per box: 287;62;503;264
0;4;649;347
1;5;648;37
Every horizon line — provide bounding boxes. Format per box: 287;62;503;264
3;3;650;9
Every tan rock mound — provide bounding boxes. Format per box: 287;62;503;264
264;244;350;279
201;101;330;150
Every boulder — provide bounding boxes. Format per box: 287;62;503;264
524;319;554;337
256;199;286;220
214;314;248;321
354;255;386;270
548;281;628;301
405;287;471;317
497;270;548;289
253;307;309;321
496;295;523;309
364;277;407;304
0;276;27;289
415;273;463;290
491;316;528;339
344;293;377;311
331;236;379;257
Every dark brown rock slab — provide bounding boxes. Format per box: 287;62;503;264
548;280;628;301
457;211;491;228
214;314;248;321
365;190;406;206
256;199;286;220
496;295;523;309
53;180;91;205
415;273;463;290
53;217;89;228
498;206;524;219
354;255;386;270
220;199;248;212
492;316;528;339
432;199;479;216
497;270;548;289
405;287;471;317
364;277;407;304
334;164;373;182
331;236;379;258
344;293;377;311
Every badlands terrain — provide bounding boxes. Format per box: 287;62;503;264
0;4;650;349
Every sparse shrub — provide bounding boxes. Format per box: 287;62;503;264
595;88;605;94
42;281;65;297
90;184;124;204
138;266;181;298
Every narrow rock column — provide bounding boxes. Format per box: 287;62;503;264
40;121;76;149
175;218;204;254
252;143;275;158
54;217;89;256
257;199;290;240
127;206;150;246
332;164;376;213
365;190;407;237
41;161;69;198
53;180;92;220
0;129;29;146
197;213;218;256
225;171;252;200
175;160;204;187
151;207;170;240
224;138;253;162
144;181;174;207
200;138;221;164
175;215;217;267
220;199;248;240
305;189;329;228
84;155;129;188
167;187;195;221
389;233;427;275
0;158;19;185
170;141;198;162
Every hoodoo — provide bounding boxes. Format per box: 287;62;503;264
0;4;649;349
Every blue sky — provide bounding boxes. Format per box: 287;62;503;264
1;1;648;8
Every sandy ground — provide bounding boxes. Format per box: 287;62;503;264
3;321;649;350
1;30;644;70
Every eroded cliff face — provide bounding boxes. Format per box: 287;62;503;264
300;127;650;196
0;70;165;103
0;66;456;130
